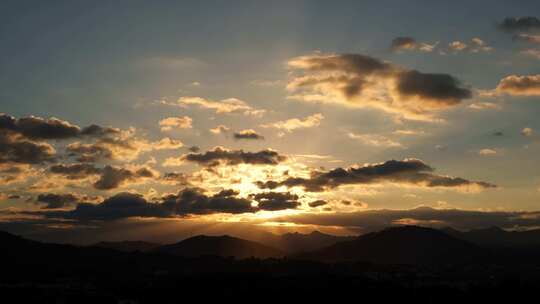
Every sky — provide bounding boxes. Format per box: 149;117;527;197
1;1;540;243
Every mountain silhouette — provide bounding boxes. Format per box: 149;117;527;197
442;226;540;249
299;226;484;264
154;235;284;258
251;230;356;253
92;240;161;252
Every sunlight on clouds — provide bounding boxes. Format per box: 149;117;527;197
347;132;403;148
287;53;471;122
260;113;324;133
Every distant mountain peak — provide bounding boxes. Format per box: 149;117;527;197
156;234;283;259
300;225;484;264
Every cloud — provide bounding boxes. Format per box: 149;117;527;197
260;113;324;132
51;192;169;221
13;188;276;221
391;37;417;51
0;163;38;185
272;206;540;231
161;172;194;186
514;33;540;44
159;116;193;131
250;192;300;211
174;96;265;116
183;146;287;167
478;148;497;156
66;131;183;162
256;158;496;192
447;38;493;53
79;125;120;137
66;142;113;162
0;115;79;140
495;74;540;96
49;163;102;179
520;49;540;59
233;129;264;140
49;164;156;190
36;193;81;209
391;37;491;54
162;188;257;215
448;41;467;51
0;118;165;164
308;199;328;208
93;166;156;190
0;113;117;140
393;129;425;136
0;132;56;164
468;102;501;110
521;127;533;137
498;16;540;32
188;146;200;153
347;132;403;148
287;53;472;121
390;37;437;53
153;137;184;150
210;125;230;134
162;157;185;167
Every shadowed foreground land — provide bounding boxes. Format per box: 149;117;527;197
3;227;540;303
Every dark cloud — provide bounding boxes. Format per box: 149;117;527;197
49;163;102;179
0;132;56;164
308;200;328;208
390;37;417;51
188;146;200;153
0;113;123;165
273;206;540;232
184;146;286;167
162;188;257;215
50;192;168;221
161;172;194;186
233;129;264;140
396;70;472;105
0;114;116;141
295;53;392;75
49;164;155;190
80;125;120;137
50;188;256;220
93;166;155;190
36;193;80;209
0;114;79;140
250;192;300;211
256;159;496;192
66;142;113;162
22;187;308;221
288;53;471;121
498;16;540;32
95;136;136;150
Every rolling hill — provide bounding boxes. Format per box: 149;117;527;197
154;235;284;259
299;226;485;264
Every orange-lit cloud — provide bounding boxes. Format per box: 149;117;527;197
287;53;472;121
496;74;540;96
261;113;324;133
159;116;193;131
